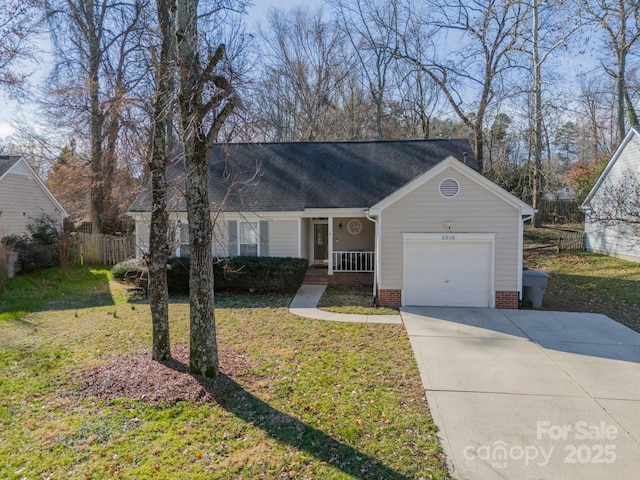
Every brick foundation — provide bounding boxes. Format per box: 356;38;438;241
378;289;402;308
327;272;374;286
495;291;519;309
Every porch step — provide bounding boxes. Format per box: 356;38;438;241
303;266;329;285
303;278;329;285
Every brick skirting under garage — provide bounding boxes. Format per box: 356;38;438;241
378;289;520;309
378;289;402;308
495;291;519;309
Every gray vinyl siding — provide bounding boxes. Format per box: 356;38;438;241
212;219;230;257
585;133;640;261
379;167;520;291
135;219;150;258
267;219;299;257
0;172;64;237
136;215;300;259
584;223;640;261
332;217;375;251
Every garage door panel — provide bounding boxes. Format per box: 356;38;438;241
404;239;493;307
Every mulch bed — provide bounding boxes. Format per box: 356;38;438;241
75;344;256;405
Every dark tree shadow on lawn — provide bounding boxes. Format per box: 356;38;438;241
161;358;412;479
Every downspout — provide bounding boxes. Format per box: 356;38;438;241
519;212;533;305
365;209;379;307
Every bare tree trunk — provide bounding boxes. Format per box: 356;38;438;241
532;0;543;228
176;0;218;378
148;0;175;362
473;119;485;173
87;5;104;234
585;0;640;145
46;0;145;235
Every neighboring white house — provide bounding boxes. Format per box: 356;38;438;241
0;156;68;237
128;140;533;308
582;127;640;262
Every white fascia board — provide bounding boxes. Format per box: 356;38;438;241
302;208;368;218
16;157;70;218
126;212;147;220
129;211;301;223
371;156;534;215
219;211;301;220
581;127;640;208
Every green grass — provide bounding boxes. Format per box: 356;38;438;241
523;224;583;249
0;266;446;479
0;265;117;321
525;250;640;333
317;284;399;316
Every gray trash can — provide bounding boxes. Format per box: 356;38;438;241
522;270;549;309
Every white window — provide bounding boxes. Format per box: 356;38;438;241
239;221;258;256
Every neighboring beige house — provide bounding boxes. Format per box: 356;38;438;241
128;140;533;308
582;127;640;262
0;156;68;237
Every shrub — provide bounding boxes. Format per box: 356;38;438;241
166;257;190;294
2;214;62;274
111;259;147;286
111;256;308;295
212;256;308;294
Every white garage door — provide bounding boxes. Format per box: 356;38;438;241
404;235;494;307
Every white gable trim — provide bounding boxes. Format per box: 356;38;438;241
369;156;534;215
8;161;29;176
1;157;69;218
581;126;640;208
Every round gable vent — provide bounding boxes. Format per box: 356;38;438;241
439;178;460;198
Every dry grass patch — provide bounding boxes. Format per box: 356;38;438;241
318;284;399;315
525;250;640;333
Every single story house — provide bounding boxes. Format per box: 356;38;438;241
582;127;640;262
0;155;68;237
128;140;533;308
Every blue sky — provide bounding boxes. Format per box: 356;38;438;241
0;0;318;138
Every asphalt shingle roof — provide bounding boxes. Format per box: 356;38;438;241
129;139;477;213
0;156;20;178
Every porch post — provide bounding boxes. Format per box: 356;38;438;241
328;216;333;275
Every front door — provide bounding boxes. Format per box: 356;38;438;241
313;223;329;264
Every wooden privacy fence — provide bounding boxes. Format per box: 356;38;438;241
557;231;586;253
73;233;136;265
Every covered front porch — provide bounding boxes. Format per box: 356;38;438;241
304;213;376;278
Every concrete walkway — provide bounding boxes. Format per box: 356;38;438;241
402;307;640;479
288;284;402;324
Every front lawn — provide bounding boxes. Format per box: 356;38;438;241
317;284;399;316
0;267;447;479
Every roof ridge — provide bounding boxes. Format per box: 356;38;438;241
211;138;468;147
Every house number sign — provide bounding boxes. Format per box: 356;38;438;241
347;219;362;235
442;235;456;240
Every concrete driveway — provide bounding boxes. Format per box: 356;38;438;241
401;307;640;480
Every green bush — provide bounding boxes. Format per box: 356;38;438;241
111;259;147;286
166;257;190;294
2;215;63;273
112;256;308;295
212;256;308;294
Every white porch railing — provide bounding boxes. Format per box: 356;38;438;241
332;251;374;272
